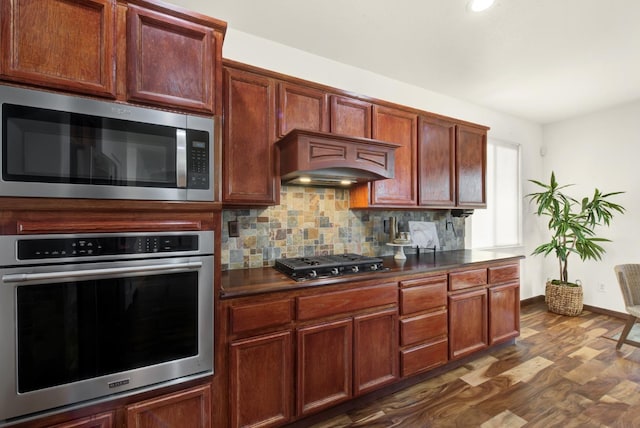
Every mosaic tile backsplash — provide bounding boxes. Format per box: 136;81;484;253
221;185;466;270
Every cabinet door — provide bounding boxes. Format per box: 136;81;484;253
127;5;216;113
126;383;211;428
400;338;448;378
230;331;292;428
278;82;328;136
448;288;488;360
456;124;487;208
353;309;398;395
488;282;520;345
418;116;456;207
330;95;372;138
223;67;279;205
297;319;352;416
0;0;116;97
369;105;417;206
50;411;114;428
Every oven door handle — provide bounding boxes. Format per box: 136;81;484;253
2;261;203;283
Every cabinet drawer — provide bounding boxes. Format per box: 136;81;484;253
449;268;487;291
488;264;520;284
230;299;294;334
400;309;447;346
400;281;447;315
297;283;397;320
400;338;448;377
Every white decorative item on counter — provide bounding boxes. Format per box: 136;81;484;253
408;221;440;249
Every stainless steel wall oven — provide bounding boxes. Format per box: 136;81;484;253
0;230;214;425
0;85;215;201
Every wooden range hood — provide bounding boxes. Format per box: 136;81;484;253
275;129;400;187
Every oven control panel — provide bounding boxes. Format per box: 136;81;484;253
17;235;200;260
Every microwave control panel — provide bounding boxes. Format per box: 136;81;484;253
187;138;209;189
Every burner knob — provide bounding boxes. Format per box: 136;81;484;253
371;264;378;271
307;270;317;278
331;267;340;275
351;266;359;273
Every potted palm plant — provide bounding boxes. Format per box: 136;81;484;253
527;172;625;316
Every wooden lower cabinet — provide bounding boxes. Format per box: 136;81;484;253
297;309;398;416
125;383;211;428
50;412;115;428
230;331;293;428
353;309;399;395
489;281;520;345
448;288;488;360
297;319;353;416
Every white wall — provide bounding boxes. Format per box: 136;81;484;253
542;99;640;312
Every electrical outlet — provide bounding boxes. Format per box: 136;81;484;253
228;220;239;237
597;283;606;293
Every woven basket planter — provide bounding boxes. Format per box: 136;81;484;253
545;281;583;316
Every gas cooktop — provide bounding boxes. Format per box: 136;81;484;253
274;254;388;281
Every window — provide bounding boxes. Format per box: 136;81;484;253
469;139;522;249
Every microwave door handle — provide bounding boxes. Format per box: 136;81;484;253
2;261;203;283
176;129;187;188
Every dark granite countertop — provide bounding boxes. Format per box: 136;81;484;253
220;249;525;299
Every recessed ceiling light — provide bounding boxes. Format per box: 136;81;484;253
469;0;495;12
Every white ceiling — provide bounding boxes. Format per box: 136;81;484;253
177;0;640;124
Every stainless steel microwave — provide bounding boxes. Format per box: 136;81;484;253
0;85;215;201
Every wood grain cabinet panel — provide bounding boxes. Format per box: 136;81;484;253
127;4;218;113
278;82;328;137
0;0;116;97
329;95;372;138
297;319;352;416
489;281;520;345
418;116;456;207
400;278;447;316
488;263;520;284
456;124;487;208
400;337;448;377
223;66;279;205
296;283;397;320
230;298;293;335
400;309;447;347
354;105;417;207
353;309;398;395
126;383;211;428
449;268;487;291
448;288;488;360
230;331;293;428
49;411;114;428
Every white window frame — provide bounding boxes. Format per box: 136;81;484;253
466;138;522;250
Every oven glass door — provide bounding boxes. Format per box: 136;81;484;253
0;254;213;423
17;271;198;393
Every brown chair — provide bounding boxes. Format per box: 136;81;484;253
614;264;640;349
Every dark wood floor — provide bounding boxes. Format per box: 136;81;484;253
304;302;640;427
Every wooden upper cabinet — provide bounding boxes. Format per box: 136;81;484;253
456;124;487;208
329;95;372;138
0;0;116;97
278;82;329;137
418;116;456;208
365;105;417;207
127;3;221;114
223;66;279;205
